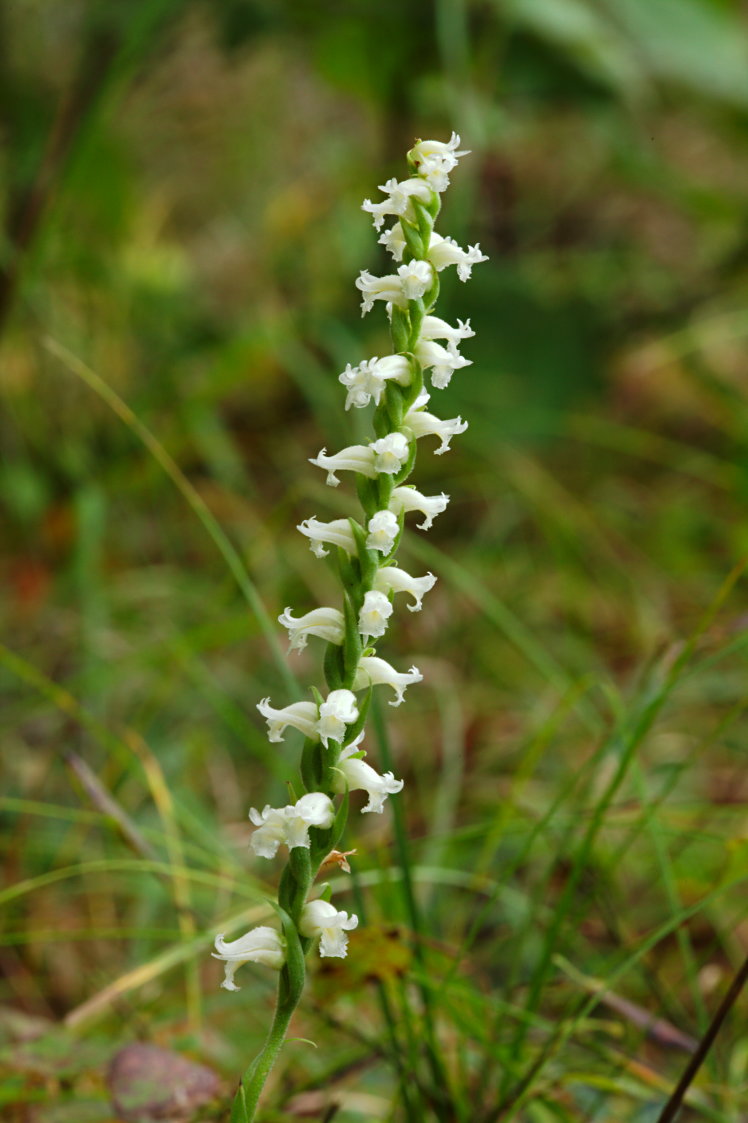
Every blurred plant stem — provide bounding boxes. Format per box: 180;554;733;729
656;950;748;1123
0;0;184;336
0;13;116;333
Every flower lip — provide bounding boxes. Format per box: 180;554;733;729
300;898;359;958
366;509;400;554
318;688;359;748
358;589;394;640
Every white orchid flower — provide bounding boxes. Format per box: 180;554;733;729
370;432;410;474
318;688;359;748
415;338;472;390
333;737;404;813
366;509;400;554
420;314;475;351
249;793;335;859
403;405;468;454
213;927;285;990
373;565;437;612
309;445;377;487
389;486;449;530
353;656;423;706
300;898;359;958
357;589;394;640
257;698;319;743
356;261;432;315
297;516;356;558
361;176;434;230
378;222;407;262
409;133;470;190
427;232;489;281
339;354;411;409
278;606;345;652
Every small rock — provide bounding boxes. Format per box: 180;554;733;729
107;1043;221;1122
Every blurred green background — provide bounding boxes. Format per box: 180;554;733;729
3;1;748;1120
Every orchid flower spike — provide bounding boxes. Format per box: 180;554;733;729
300;899;359;958
219;135;486;1123
213;927;285;990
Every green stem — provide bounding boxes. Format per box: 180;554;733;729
230;975;299;1123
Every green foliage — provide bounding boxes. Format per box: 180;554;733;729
3;0;748;1119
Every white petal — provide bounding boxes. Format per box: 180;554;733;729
373;565;437;612
366;510;399;554
353;656;423;706
318;688;359;747
358;590;393;639
297;516;356;558
257;698;319;743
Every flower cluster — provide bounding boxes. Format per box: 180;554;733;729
214;133;486;993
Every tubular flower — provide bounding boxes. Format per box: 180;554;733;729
339;354;411;410
356;261;432;315
404;403;468;454
257;698;318;743
378;222;407;262
333;739;404;813
300;899;359;958
353;656;423;706
415;338;472;390
420;314;475;350
408;132;470;190
427;232;489;281
310;445;376;487
297;516;357;558
213;927;285;991
358;589;394;640
366;509;400;554
278;606;345;652
373;565;437;612
318;689;359;747
361;175;434;231
249;793;335;859
370;432;411;474
389;486;449;530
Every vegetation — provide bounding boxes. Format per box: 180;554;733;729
2;2;748;1120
